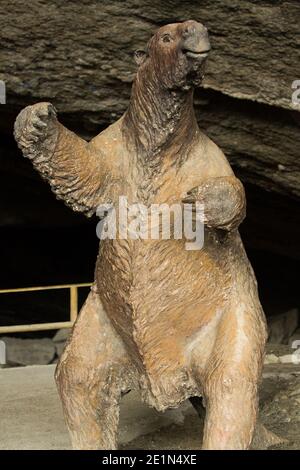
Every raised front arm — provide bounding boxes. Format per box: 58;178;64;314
14;102;107;216
183;176;246;231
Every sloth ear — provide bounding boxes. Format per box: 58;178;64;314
134;49;147;66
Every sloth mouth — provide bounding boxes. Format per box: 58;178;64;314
183;48;210;59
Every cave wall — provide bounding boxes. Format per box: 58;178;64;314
0;1;299;217
0;0;299;321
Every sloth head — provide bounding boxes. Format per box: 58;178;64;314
135;20;211;91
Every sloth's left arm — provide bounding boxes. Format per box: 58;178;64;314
182;176;246;231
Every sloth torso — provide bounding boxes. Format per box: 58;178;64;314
91;119;259;409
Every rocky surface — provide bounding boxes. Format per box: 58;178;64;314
1;0;299;111
268;309;299;344
1;336;55;366
0;329;70;367
265;343;300;365
0;0;299;200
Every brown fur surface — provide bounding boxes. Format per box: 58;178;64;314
14;21;268;449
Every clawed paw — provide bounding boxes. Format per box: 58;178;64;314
14;102;57;148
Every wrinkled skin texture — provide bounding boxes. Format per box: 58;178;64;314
15;21;269;450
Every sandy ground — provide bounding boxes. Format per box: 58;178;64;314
0;365;193;450
122;374;300;450
0;364;299;450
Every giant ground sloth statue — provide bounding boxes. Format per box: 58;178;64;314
15;21;271;449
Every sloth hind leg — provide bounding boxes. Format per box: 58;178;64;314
55;288;135;450
190;304;266;450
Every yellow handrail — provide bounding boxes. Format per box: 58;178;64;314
0;283;92;334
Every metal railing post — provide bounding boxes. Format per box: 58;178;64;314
0;283;91;334
70;286;78;324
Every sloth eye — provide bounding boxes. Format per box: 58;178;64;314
162;34;172;43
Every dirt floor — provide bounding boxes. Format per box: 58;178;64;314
1;364;299;450
122;377;300;450
122;368;300;450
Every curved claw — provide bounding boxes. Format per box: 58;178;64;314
14;102;58;148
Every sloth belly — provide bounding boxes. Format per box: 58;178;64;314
96;233;233;409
